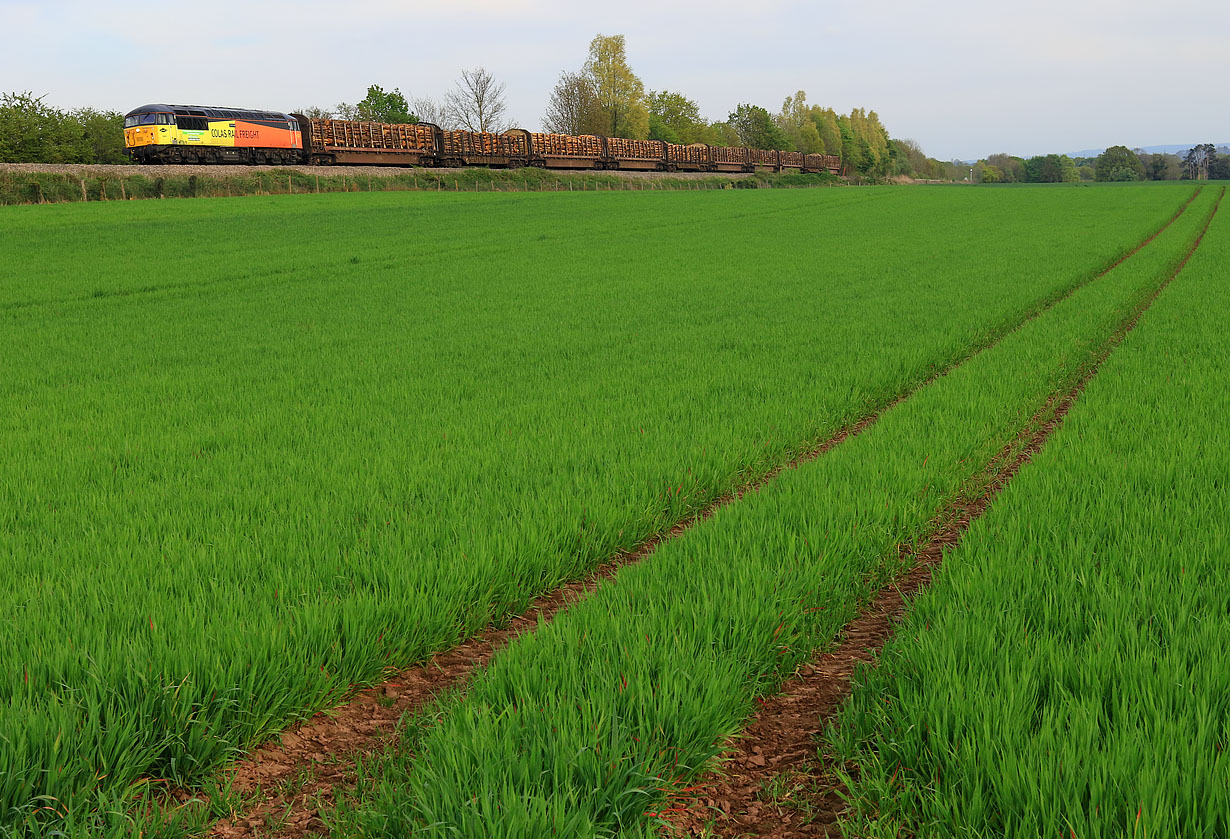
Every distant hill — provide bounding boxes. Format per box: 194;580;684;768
1068;144;1230;159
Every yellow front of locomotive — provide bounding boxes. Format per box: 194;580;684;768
123;105;177;162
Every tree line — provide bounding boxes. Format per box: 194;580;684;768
14;32;1222;183
1;33;948;179
0;92;126;164
303;35;951;180
967;143;1230;184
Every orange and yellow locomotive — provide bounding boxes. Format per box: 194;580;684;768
123;104;303;165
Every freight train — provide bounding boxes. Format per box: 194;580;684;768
122;104;842;174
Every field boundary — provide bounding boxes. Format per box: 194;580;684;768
139;188;1204;839
655;186;1224;839
0;164;840;206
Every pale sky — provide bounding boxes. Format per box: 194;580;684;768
4;0;1227;161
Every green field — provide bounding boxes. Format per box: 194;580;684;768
1;183;1222;836
831;190;1229;838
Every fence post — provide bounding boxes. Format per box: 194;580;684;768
80;179;88;202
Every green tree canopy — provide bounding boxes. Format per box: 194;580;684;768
583;34;648;139
1095;145;1144;182
0;92;124;164
985;153;1025;183
775;91;823;154
646;90;708;145
542;72;601;135
728;104;787;150
1023;154;1080;183
1183;144;1216;180
355;85;416;124
979;164;1003;183
1208;152;1230;180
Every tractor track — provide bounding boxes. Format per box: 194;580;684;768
656;187;1223;839
154;191;1201;839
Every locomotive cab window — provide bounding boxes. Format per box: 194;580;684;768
124;113;159;128
176;116;208;131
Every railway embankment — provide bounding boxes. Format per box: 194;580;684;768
0;163;841;206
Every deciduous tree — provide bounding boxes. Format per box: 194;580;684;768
445;67;510;133
728;104;787;150
0;92;80;163
986;153;1026;183
72;107;125;164
1023;153;1079;183
1094;145;1144;181
542;71;600;135
412;97;450;128
583;34;648;139
647;90;706;145
355;85;416;124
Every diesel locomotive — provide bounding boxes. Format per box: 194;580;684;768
123;103;842;174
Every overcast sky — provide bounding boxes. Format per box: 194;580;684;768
4;0;1227;160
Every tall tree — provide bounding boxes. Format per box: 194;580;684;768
1095;145;1144;181
1208;152;1230;180
445;67;510;133
646;90;707;145
728;104;787;150
775;91;823;154
355;85;416;124
808;107;842;157
986;153;1026;183
542;71;599;135
582;34;648;138
413;96;450;128
1183;144;1215;180
894;138;930;177
845;108;891;176
1140;152;1180;181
